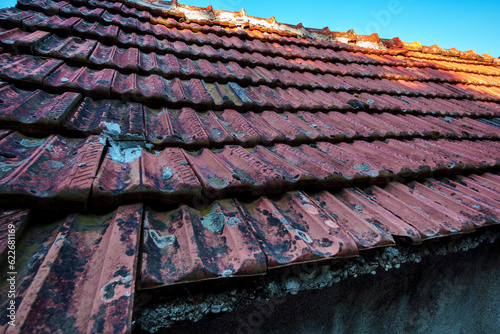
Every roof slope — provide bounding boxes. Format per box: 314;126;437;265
0;0;499;332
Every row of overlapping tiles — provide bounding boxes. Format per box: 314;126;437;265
1;84;499;146
0;125;498;209
16;0;500;69
1;20;500;90
1;172;500;332
3;3;500;88
1;53;500;117
2;32;500;102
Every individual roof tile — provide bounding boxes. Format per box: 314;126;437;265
43;64;114;98
63;97;144;137
144;107;209;148
35;34;97;61
73;19;119;41
334;188;423;243
0;204;142;333
0;29;50;54
0;53;62;84
0;85;81;134
311;190;395;249
0;132;105;209
93;147;202;207
238;191;359;269
215;109;261;145
89;43;139;71
141;200;266;288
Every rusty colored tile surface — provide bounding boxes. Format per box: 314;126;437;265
0;204;142;333
93;147;202;207
238;191;359;269
0;53;62;84
63;97;144;138
0;132;105;209
0;85;81;134
141;200;266;288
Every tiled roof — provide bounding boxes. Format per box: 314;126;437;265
0;0;499;332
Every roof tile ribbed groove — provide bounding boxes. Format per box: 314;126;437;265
0;132;105;209
0;204;142;333
0;0;499;332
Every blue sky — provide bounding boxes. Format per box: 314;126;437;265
1;0;498;57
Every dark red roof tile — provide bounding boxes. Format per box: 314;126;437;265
89;43;139;71
43;64;114;98
63;97;144;137
197;110;235;145
0;204;142;333
0;0;500;329
0;29;50;54
215;109;261;145
239;192;359;268
144;107;209;148
334;188;422;243
73;19;119;41
312;190;395;249
60;3;105;20
0;53;62;84
35;34;97;61
93;147;202;206
184;147;241;197
0;84;81;134
141;200;266;288
0;132;104;209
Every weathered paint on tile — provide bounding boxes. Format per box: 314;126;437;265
0;204;142;333
63;97;144;138
238;192;359;268
0;85;81;134
93;147;202;207
141;200;266;288
43;64;114;98
335;188;422;243
0;53;62;84
213;145;284;195
0;132;105;209
35;35;97;61
144;107;209;148
312;190;395;249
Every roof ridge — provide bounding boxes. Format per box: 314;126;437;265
127;0;500;63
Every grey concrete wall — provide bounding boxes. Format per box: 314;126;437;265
158;237;500;334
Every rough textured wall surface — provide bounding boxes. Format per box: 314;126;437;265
149;233;500;334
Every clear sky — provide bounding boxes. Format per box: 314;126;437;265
1;0;498;58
